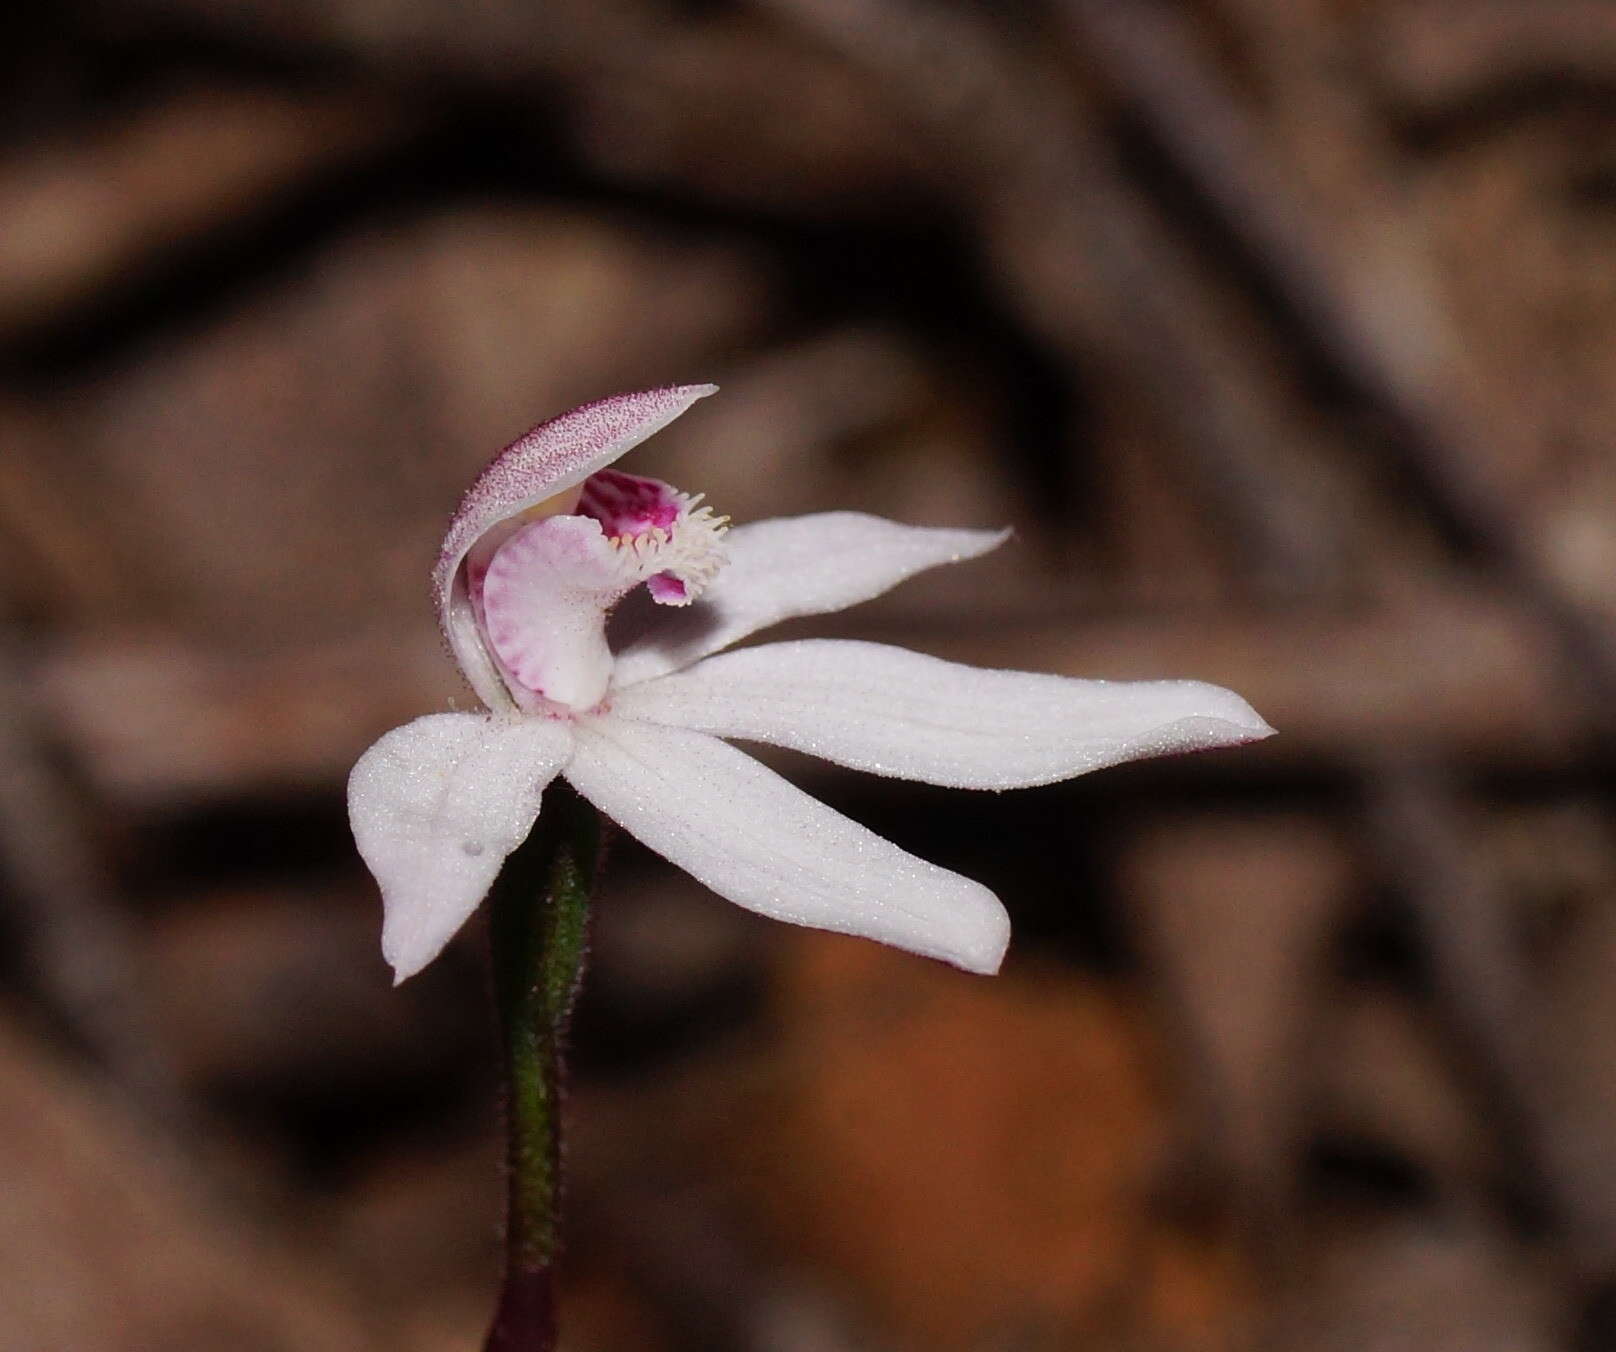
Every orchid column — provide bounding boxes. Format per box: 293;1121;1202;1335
348;385;1274;1350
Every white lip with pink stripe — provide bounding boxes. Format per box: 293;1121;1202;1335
473;469;728;714
349;385;1275;983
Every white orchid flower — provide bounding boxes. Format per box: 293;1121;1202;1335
348;385;1273;983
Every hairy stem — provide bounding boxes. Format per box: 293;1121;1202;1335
484;782;600;1352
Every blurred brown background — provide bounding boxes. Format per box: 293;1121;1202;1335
4;1;1616;1348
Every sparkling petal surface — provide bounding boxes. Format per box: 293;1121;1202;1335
613;638;1276;788
348;712;575;982
435;385;716;710
610;512;1008;689
565;715;1010;973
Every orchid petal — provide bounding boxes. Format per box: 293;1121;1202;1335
565;715;1009;973
611;512;1008;688
613;638;1275;788
348;712;575;982
481;515;630;712
435;385;717;710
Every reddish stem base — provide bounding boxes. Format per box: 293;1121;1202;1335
484;1265;557;1352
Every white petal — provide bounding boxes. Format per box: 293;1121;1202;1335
613;639;1275;788
566;716;1009;973
347;713;575;982
610;512;1007;688
481;515;629;712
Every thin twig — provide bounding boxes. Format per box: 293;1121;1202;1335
1358;751;1607;1260
1061;0;1616;740
751;0;1348;593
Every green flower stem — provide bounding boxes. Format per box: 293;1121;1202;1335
484;781;600;1352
